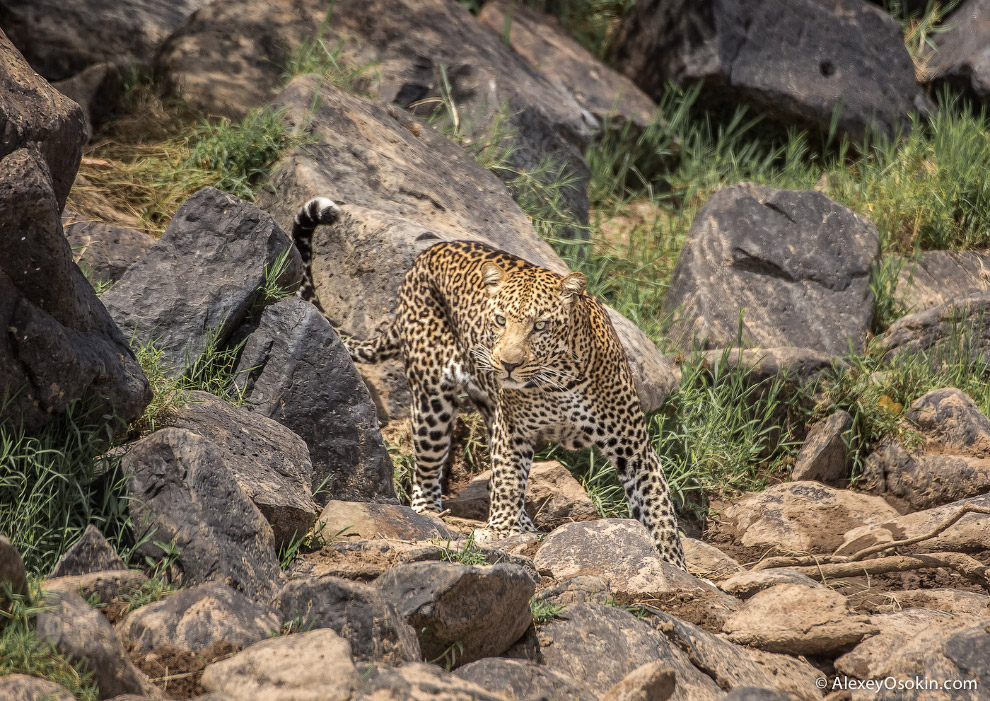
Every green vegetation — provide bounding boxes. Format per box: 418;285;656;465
282;4;379;95
436;534;496;566
530;597;566;624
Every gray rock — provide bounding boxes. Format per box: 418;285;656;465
49;524;127;578
171;391;319;548
118;581;282;654
64;219;154;285
455;658;598;701
792;410;853;483
893;250;990;315
50;62;124;141
611;0;930;142
906;387;990;456
0;534;26;601
533;575;615;608
377;561;536;667
200;628;358;701
536;603;723;699
881;291;990;365
44;568;148;604
274;574;420;665
601;663;676;701
873;588;990;617
723;689;794;701
0;148;150;433
316;500;453;542
256;78;678;418
101;186;303;373
662;184;880;354
719;569;826;599
123;427;285;602
356;662;505;701
0;0;209;81
682;538;744;581
700;346;845;388
926;0;990;106
0;28;85;208
653;610;825;700
234;297;395;505
35;590;159;698
0;674;74;701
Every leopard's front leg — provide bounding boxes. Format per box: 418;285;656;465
476;409;538;542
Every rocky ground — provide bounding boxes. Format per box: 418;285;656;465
4;0;990;699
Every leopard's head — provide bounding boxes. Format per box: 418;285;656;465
473;262;586;390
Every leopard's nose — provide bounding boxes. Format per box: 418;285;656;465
501;360;520;375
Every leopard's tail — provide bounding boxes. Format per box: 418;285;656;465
346;323;401;363
291;196;342;306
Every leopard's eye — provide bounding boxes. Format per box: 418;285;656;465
495;314;506;327
534;320;547;331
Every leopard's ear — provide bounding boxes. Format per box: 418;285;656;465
560;272;586;300
481;262;506;291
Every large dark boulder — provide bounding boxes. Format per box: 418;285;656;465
893;250;990;315
63;217;155;286
234;297;396;505
0;148;150;433
926;0;990;106
101;186;303;373
662;183;879;354
610;0;931;142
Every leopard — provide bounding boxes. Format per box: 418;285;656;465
292;197;687;570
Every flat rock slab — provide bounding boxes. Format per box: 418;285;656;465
317;500;454;542
49;524;127;578
719;569;826;599
534;519;714;597
906;387;990;456
0;674;74;701
35;590;158;698
102;186;303;373
720;481;900;553
123;427;284;602
661;184;879;354
274;574;420;665
792;410;853;483
234;296;395;505
377;561;536;667
653;610;824;700
200;628;357;701
172;391;319;548
536;603;723;699
682;537;744;581
724;583;878;656
873;588;990;617
455;658;597;701
893;250;990;314
64;219;154;284
611;0;929;142
118;581;282;655
357;662;505;701
837;493;990;556
881;291;990;365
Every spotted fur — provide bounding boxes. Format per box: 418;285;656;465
292;197;341;308
290;203;686;570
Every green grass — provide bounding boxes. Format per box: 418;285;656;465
281;4;379;95
530;597;565;624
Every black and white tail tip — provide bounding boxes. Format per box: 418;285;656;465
291;197;341;304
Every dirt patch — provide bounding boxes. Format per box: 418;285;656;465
132;641;239;698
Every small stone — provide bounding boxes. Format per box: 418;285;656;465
682;538;744;580
792;411;853;483
455;658;598;701
50;524;127;578
720;569;827;599
601;663;676;701
317;500;454;542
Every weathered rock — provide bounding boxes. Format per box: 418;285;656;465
356;662;505;701
0;0;208;81
64;219;154;285
44;568;148;604
792;410;853;483
257;77;678;418
835;608;979;680
723;689;794;701
118;581;281;655
906;387;990;456
873;588;990;617
0;675;74;701
0;29;86;208
862;439;990;511
724;583;878;656
101;186;303;373
653;610;825;700
316;500;453;542
478;0;657;131
49;524;126;578
0;533;27;601
377;561;535;667
881;292;990;364
926;0;990;106
0;148;150;433
123;427;285;602
611;0;930;142
50;62;123;141
534;519;716;598
700;346;845;388
719;569;826;599
837;493;990;556
171;391;319;548
893;250;990;314
455;658;598;701
158;0;593;231
536;603;723;699
446;460;598;530
720;482;900;553
233;297;395;505
601;663;676;701
34;590;159;698
200;628;358;701
532;575;613;607
274;575;420;665
683;537;744;581
662;184;880;354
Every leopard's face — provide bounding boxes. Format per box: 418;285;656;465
471;262;586;390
